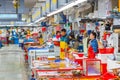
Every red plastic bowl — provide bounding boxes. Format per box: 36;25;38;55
78;53;84;57
99;48;114;54
99;48;106;53
106;48;114;53
53;41;60;46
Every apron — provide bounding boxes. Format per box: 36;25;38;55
60;41;68;59
88;46;96;58
60;35;68;59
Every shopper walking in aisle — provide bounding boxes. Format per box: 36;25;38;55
6;30;10;46
88;31;98;58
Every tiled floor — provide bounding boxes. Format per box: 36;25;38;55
0;45;27;80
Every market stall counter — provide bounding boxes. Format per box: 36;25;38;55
28;46;59;67
32;61;100;80
31;59;83;80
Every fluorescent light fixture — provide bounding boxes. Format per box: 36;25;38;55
33;0;86;23
47;0;87;17
34;17;45;23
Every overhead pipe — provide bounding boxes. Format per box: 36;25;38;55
47;0;87;17
32;0;87;24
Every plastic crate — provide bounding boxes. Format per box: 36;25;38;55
99;48;114;54
53;41;60;46
78;53;84;57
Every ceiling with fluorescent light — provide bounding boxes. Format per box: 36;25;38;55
0;0;87;25
0;0;42;14
0;0;47;25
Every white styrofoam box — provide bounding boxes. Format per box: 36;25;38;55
35;49;49;53
47;56;55;58
97;54;108;63
113;18;120;25
116;54;120;61
36;52;59;57
107;33;116;47
107;59;120;70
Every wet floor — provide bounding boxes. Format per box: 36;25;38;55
0;45;27;80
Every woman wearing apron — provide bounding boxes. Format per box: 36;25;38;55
88;32;98;58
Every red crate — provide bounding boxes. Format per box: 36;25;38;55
53;41;60;46
99;48;114;54
106;48;114;53
78;53;84;57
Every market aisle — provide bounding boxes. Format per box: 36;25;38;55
0;45;27;80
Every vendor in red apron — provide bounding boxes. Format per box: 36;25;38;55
88;32;98;58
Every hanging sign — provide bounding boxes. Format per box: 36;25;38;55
98;0;112;18
46;0;50;13
119;0;120;12
42;3;46;16
58;0;66;8
52;0;57;4
27;18;31;23
32;8;41;21
105;0;112;17
51;0;57;11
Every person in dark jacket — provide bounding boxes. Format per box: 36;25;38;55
60;29;68;43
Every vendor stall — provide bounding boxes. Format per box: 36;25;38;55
28;45;59;67
31;58;83;80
